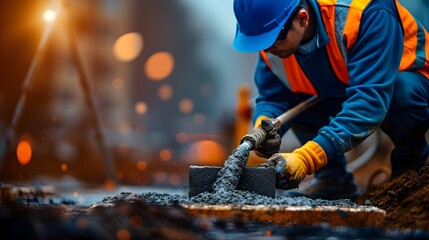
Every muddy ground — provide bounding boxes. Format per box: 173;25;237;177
1;166;428;239
356;165;429;230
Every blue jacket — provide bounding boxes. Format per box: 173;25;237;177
253;0;429;159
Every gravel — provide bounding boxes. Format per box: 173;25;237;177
96;190;359;208
96;141;359;208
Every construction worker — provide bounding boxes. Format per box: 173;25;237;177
233;0;429;200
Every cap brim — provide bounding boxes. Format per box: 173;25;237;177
232;19;287;53
232;0;300;53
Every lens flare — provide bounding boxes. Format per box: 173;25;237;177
43;9;57;22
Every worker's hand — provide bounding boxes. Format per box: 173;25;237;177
261;141;327;190
253;116;281;158
254;133;281;158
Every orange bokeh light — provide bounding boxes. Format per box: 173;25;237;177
159;148;172;161
158;84;173;101
136;161;147;171
134;101;147;115
116;228;131;240
188;140;226;165
61;163;68;171
168;174;181;186
144;51;174;80
16;140;32;166
113;32;143;62
103;179;117;191
116;172;124;180
179;98;193;114
112;78;124;89
176;132;189;144
129;215;143;228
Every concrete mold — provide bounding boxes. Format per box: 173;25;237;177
188;166;276;197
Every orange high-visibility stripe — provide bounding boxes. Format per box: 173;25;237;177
320;5;349;84
260;51;272;70
317;0;337;5
395;2;418;71
395;0;429;79
260;51;317;95
343;0;371;49
282;56;318;95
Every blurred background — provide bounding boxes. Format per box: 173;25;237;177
0;0;258;189
0;0;428;192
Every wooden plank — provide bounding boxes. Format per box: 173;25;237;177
183;204;385;227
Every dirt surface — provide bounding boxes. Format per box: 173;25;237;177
1;166;429;239
1;178;429;239
1;200;427;239
357;165;429;230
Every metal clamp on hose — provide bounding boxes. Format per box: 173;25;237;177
240;127;267;150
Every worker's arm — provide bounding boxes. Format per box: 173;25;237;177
266;3;404;189
313;4;404;161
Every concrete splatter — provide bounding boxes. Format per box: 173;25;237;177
97;190;359;208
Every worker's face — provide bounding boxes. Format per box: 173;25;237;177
264;10;308;58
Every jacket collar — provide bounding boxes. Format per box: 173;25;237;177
308;0;329;48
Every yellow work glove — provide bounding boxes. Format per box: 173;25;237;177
263;141;327;189
253;116;282;158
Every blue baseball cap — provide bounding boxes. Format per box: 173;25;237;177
233;0;301;52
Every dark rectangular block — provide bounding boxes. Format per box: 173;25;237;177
188;166;276;198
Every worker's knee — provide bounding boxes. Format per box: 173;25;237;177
387;71;429;127
390;71;427;111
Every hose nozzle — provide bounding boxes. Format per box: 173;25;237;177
240;127;267;150
240;118;281;150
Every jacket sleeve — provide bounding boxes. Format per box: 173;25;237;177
253;54;301;135
313;7;404;159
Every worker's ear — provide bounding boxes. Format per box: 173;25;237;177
296;9;309;28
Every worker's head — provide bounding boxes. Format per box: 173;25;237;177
233;0;308;56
